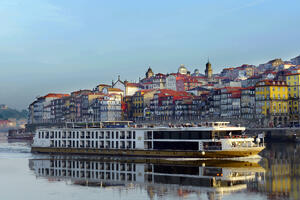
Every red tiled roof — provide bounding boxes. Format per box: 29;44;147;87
135;89;157;96
230;92;241;98
220;86;242;90
126;83;139;87
96;84;111;87
256;80;287;86
44;93;69;98
0;120;12;124
241;86;255;90
155;73;166;77
285;73;300;76
107;88;123;92
223;68;234;71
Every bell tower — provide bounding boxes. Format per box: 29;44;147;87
205;59;213;79
146;66;154;78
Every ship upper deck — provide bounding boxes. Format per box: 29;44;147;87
37;121;245;132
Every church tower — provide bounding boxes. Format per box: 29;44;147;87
145;66;154;78
205;60;213;79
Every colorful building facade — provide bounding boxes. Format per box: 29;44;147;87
255;80;288;126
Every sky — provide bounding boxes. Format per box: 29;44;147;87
0;0;300;110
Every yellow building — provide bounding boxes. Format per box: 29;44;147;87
255;80;288;126
285;73;300;125
132;89;157;120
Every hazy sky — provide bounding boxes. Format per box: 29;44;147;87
1;0;300;109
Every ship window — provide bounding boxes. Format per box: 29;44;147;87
120;141;125;148
153;141;198;150
106;163;110;170
39;132;41;138
120;131;125;139
112;141;114;148
133;141;136;149
127;141;132;148
203;168;222;176
146;131;152;139
133;131;136;139
116;132;119;139
112;132;114;139
116;141;119;148
203;142;222;150
153;131;211;140
106;141;110;148
127;131;131;139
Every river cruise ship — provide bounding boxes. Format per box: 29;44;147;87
31;121;265;158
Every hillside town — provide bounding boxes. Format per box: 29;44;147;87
0;104;27;131
27;55;300;128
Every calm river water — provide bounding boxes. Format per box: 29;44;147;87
0;133;300;200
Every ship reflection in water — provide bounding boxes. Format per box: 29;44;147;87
29;156;265;199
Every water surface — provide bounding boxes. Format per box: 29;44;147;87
0;134;299;200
